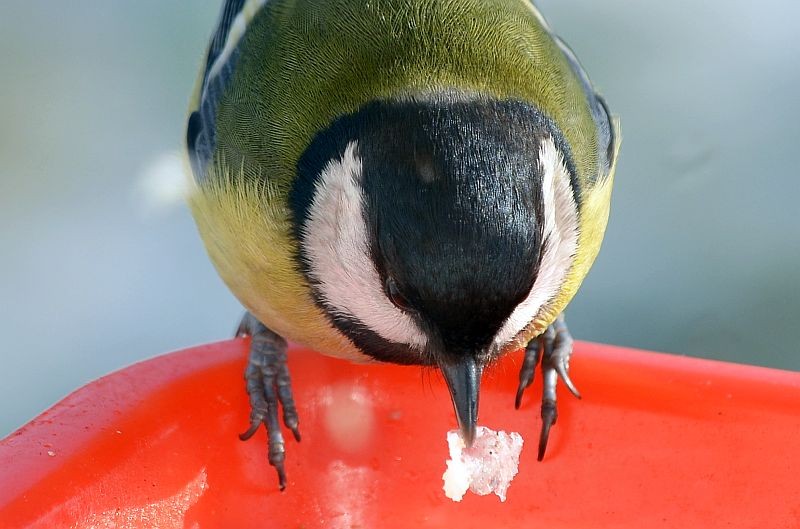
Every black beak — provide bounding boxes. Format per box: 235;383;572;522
440;357;482;447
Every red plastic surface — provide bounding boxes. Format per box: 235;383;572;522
2;340;800;528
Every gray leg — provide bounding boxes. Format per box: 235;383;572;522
514;314;581;461
236;312;301;490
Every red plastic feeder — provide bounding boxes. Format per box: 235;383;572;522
2;340;800;528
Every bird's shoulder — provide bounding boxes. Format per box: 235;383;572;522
188;0;614;190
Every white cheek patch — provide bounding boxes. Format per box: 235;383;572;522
302;141;429;350
494;136;580;347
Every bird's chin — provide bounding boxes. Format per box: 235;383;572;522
439;356;483;447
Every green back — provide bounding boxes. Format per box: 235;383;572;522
211;0;600;193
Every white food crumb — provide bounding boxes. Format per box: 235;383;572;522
442;426;523;502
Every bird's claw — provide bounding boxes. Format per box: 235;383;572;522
538;398;557;461
515;336;542;409
237;313;301;490
515;314;579;460
553;358;581;399
239;416;262;441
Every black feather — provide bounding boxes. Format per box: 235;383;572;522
291;95;577;362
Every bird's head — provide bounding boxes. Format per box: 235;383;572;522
291;95;580;445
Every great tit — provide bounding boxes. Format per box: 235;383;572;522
186;0;619;490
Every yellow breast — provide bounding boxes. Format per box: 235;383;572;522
187;171;369;362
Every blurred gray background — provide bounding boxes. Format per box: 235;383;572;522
1;1;798;437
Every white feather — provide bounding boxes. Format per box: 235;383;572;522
206;0;267;84
493;136;579;347
303;142;429;350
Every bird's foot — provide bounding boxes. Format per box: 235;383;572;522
514;314;581;461
236;312;301;490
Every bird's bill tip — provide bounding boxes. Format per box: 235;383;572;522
439;356;482;447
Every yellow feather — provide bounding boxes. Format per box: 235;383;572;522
503;118;620;355
187;163;366;361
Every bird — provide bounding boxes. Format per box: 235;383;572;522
185;0;620;490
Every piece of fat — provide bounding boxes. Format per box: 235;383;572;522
442;426;524;502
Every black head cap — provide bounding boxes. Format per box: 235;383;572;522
366;98;549;357
292;94;574;365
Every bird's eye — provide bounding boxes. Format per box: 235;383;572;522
385;277;414;312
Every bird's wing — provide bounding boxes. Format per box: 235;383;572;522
187;0;270;182
551;35;617;184
523;0;617;182
202;0;250;87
